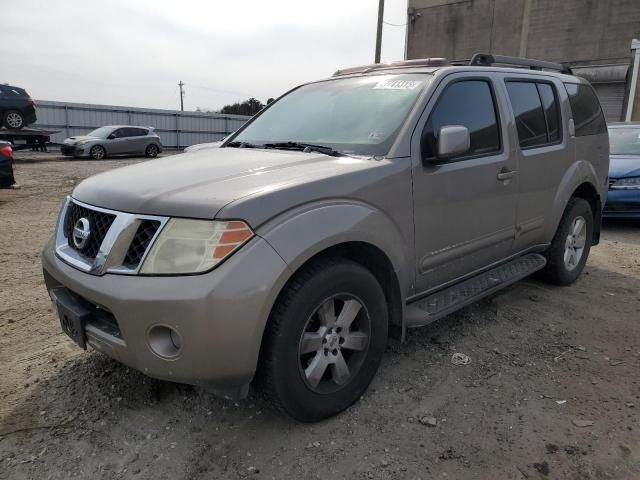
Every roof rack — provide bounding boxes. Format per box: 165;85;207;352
332;58;449;77
469;53;573;75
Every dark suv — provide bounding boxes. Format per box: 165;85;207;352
0;84;37;130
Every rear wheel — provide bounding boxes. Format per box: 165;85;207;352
145;144;159;158
256;259;388;421
539;197;593;285
89;145;106;160
4;110;24;129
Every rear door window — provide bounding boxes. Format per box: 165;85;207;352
505;82;548;148
537;83;561;143
506;80;562;149
421;79;501;160
131;128;148;136
563;83;606;136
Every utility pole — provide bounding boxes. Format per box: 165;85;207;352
178;80;185;112
374;0;385;63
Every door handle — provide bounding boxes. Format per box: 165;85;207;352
497;169;516;181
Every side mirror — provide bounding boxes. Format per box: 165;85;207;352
107;133;116;140
437;125;470;159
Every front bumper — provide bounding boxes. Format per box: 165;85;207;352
603;189;640;218
42;235;291;399
60;144;87;157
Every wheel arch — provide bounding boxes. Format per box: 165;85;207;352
549;161;603;245
268;241;404;335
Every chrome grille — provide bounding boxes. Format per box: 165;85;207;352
63;203;116;259
55;197;168;275
123;220;161;269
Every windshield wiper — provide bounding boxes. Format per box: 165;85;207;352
262;141;344;157
225;141;259;148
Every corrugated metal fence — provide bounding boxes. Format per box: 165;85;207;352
33;100;251;148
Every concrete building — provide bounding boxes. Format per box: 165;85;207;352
405;0;640;122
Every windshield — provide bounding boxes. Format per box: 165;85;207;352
87;126;115;138
230;73;432;156
609;127;640;155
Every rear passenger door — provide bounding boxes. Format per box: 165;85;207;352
502;77;567;250
411;73;519;292
125;127;149;154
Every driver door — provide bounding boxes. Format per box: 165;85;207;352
106;128;129;154
411;74;519;292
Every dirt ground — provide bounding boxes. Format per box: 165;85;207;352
1;152;639;480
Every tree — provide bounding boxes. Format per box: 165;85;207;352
220;98;265;116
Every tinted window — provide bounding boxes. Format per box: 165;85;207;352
537;83;561;143
422;80;501;160
506;82;548;148
112;128;127;138
129;128;148;136
564;83;606;136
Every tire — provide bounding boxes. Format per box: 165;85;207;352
145;144;159;158
4;110;24;130
539;197;593;285
89;145;106;160
256;258;388;422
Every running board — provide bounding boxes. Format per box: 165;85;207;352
405;253;547;328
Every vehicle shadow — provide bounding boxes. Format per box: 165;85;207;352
2;263;640;479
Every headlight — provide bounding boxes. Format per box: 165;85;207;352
77;140;90;146
140;219;253;274
611;176;640;189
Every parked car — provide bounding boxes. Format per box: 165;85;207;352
61;126;162;160
0;140;16;188
0;83;37;130
604;122;640;219
42;54;609;421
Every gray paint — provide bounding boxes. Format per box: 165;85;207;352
42;64;608;398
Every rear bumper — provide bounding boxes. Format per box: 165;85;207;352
42;235;291;399
603;189;640;218
23;110;37;126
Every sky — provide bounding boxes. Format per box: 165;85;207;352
2;0;407;112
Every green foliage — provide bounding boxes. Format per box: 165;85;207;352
220;98;265;116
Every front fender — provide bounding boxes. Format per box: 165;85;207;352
257;199;412;301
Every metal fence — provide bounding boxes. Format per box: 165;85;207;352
32;100;251;149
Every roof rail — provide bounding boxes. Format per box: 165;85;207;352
469;53;573;75
332;58;449;77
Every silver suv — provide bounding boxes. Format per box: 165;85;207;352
61;125;162;160
42;54;609;421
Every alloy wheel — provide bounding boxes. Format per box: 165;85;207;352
563;215;586;271
6;112;23;129
298;294;370;393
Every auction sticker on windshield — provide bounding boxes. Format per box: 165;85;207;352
374;79;422;90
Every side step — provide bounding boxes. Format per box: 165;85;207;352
405;253;547;328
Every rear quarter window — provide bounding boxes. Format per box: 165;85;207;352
563;83;606;136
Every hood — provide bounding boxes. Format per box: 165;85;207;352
65;135;100;144
72;147;380;219
609;154;640;178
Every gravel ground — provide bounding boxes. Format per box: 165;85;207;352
1;152;639;480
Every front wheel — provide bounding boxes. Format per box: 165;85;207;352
256;259;388;421
539;197;593;285
145;144;159;158
89;145;106;160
